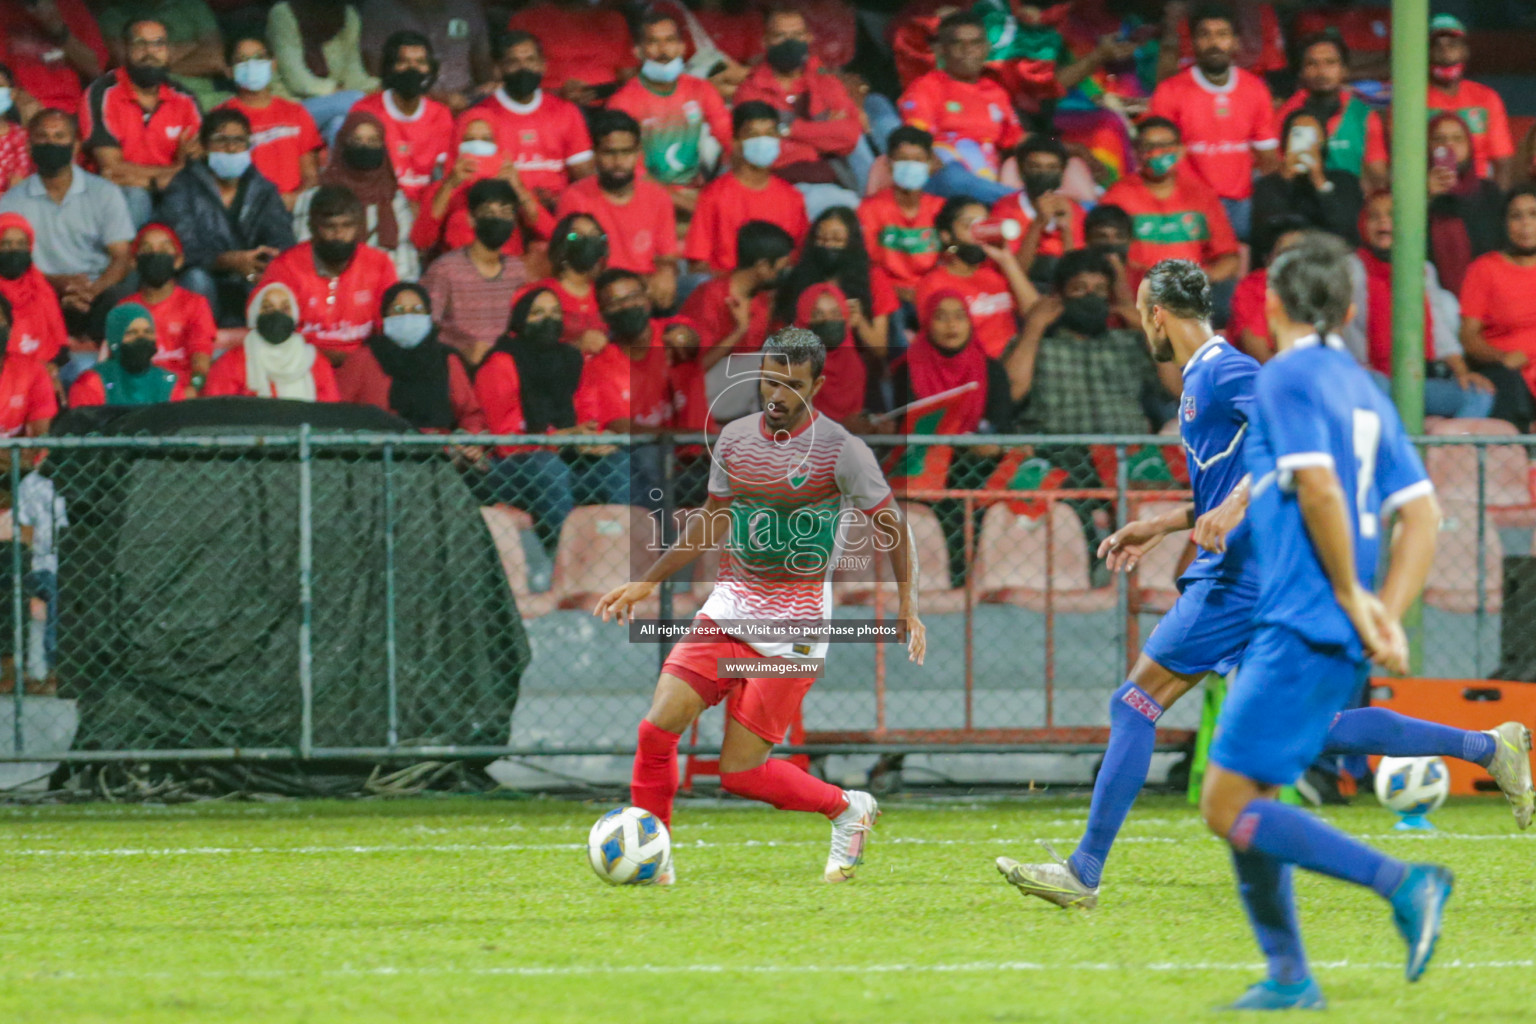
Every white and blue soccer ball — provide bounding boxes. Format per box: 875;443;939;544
1374;756;1451;817
587;807;670;885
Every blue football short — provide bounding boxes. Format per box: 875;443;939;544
1142;577;1260;677
1209;623;1368;787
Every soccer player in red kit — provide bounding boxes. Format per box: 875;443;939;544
596;327;927;885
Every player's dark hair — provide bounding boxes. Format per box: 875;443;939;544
1084;203;1133;239
735;220;796;270
1017;133;1069;168
886;125;933;155
935;195;986;240
1295;30;1350;73
549;212;604;273
595;267;646;299
496;30;542;61
762;326;826;380
633;7;680;43
1053;248;1116;294
466;177;519;214
383;29;439;79
1137;116;1181;144
591;109;641;147
1280;107;1331;146
732;100;779;138
1144;259;1213;322
775;207;873;326
225;33;269;65
937;11;985;45
1267;232;1354;336
1251;212;1314;267
199;107;250;147
1189;3;1236;36
309;184;365;224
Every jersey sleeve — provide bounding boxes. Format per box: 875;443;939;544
1374;404;1433;519
1202;191;1239;260
1146;79;1178;123
1249;83;1279;150
896;78;936;134
1483;87;1515;161
1255;359;1335;479
563;104;595;166
184;292;218;355
682;185;717;263
707;436;734;500
701;84;734;156
835;435;894;512
1458;257;1494;321
1364;109;1388;166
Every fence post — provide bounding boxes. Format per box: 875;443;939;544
383;441;399;750
10;446;23;754
1475;443;1487;678
1115;444;1129;683
658;437;675;673
298;424;314;759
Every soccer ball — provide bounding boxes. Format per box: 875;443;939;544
587;807;670;885
1374;756;1451;816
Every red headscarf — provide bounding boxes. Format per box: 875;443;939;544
1357;193;1434;373
901;288;988;434
0;211;67;361
323;109;401;249
794;282;866;424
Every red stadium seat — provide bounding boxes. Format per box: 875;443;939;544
975;501;1115;612
480;506;554;619
1425;418;1535;527
839;502;967;613
1424;499;1503;614
551;505;660;614
1130;499;1191;613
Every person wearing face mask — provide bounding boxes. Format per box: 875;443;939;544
337;281;486;432
858;126;944;308
0;213;68;367
990;135;1087;286
0;292;57;440
607;10;734;219
204;281;339;400
775;206;895;359
420;179;531;370
1423;14;1513;190
582;269;676;432
68;301;184;407
115;223;214;392
96;2;229;109
351;31;454;205
157;109;296;328
459;32;595;211
790;283;869;428
357;0;492;114
522;212;612;353
258;185;399;365
217;35;323;210
1458;187;1536;428
683;101;809;275
1426;112;1505;297
732;8;863;221
680;219;795;376
914;196;1038;360
294;110;417;280
1250;110;1363;248
555;111;680;311
504;0;638;106
413;115;558;260
1275;33;1388;189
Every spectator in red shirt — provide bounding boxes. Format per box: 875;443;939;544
79;19;202;227
220;35;323;211
68;301;184;407
204;281;340;401
118;223;215;390
914;196;1038;359
1425;14;1514;189
351;31;455;205
680;219;795;376
505;0;637;107
420;178;531;369
336;281;486;432
1277;32;1388;190
357;0;492;114
0;292;57;438
992;134;1087;289
793;282;868;428
258;185;399;364
0;212;68;366
586;268;675;432
897;12;1024;205
556;110;680;311
526;211;610;352
1147;6;1279;242
294;109;418;281
775;206;898;359
1458;187;1536;427
733;7;864;220
0;65;38;199
1226;212;1309;363
0;1;107;114
858;125;944;305
411;113;556;260
683;100;809;275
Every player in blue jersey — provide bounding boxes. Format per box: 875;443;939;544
997;258;1532;915
1200;235;1453;1008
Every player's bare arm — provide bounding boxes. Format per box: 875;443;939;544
1192;474;1251;554
1378;492;1443;621
1098;504;1194;574
593;496;731;625
871;503;926;665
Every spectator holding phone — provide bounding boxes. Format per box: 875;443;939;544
1251;109;1363;246
1427;111;1505;295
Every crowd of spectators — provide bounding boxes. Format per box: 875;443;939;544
0;0;1534;555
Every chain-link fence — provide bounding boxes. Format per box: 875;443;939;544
0;429;1529;782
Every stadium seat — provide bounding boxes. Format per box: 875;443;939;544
1424;418;1535;527
479;506;553;619
1424;499;1503;614
551;505;660;614
838;502;967;613
975;501;1115;612
1130;500;1191;613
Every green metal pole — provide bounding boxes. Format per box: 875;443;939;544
1391;0;1429;671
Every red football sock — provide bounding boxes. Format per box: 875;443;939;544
631;720;681;830
720;759;849;819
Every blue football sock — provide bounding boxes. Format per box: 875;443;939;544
1232;848;1309;985
1231;798;1407;899
1069;681;1163;889
1324;707;1497;766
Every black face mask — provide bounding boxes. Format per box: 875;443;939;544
0;250;31;280
758;264;792;293
953;243;987;267
807;245;843;276
385;68;430;99
118;338;157;374
313;237;358;269
519;318;564;347
135;252;177;288
765;38;809;74
603;305;651;340
1091;241;1130;262
1059;294;1110;336
565;235;608;273
30;142;73;177
342;144;386;171
810;319;846;349
473;215;516;251
598;169;635;192
1302;92;1342;124
503;69;543;99
126;63;168;89
256;311;296;344
1023;171;1063;197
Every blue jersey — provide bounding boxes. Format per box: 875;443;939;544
1244;336;1433;655
1178;336;1260;588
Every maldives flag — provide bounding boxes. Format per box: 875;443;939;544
881;382;980;494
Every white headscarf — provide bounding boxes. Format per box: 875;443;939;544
244;282;319;401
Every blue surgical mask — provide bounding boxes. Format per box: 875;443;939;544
232;58;274;92
383;313;434;348
642;57;685;84
207;149;252;181
459;139;498;158
891;159;930;192
0;89;11;116
741;135;781;170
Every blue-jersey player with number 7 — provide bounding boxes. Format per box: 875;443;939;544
1201;234;1454;1010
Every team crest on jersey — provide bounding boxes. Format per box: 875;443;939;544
1182;393;1198;421
520;130;537;144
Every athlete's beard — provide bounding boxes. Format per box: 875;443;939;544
762;391;809;432
1151;331;1175;364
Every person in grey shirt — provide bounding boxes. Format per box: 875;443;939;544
0;109;135;333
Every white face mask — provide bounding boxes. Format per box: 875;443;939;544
383;313;434;348
642;57;685;84
0;89;12;116
232;58;274;92
459;139;498;158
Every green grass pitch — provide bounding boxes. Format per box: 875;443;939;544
2;793;1532;1022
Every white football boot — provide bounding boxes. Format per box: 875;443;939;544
996;843;1099;910
824;790;878;883
1484;722;1534;829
